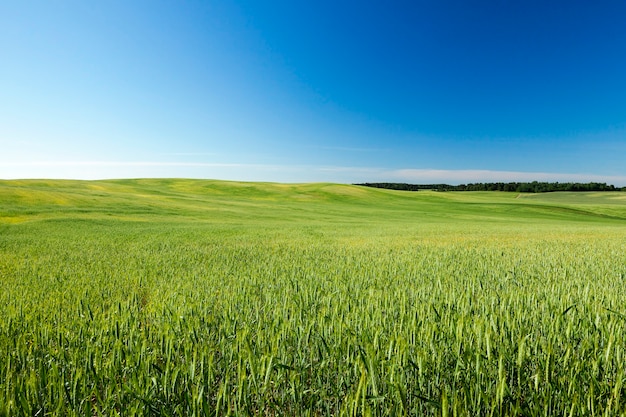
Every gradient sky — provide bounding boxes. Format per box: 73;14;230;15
2;1;626;184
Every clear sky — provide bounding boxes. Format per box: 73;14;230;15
2;1;626;185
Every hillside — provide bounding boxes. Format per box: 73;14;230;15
2;179;626;227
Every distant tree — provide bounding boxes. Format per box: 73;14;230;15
355;182;621;193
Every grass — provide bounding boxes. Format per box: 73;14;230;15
1;179;626;415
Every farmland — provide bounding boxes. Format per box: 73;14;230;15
1;179;626;416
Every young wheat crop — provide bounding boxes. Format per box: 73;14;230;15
1;180;625;416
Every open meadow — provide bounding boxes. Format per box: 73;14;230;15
1;179;626;416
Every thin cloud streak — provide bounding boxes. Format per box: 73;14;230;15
163;152;221;157
1;161;278;168
0;161;320;182
386;169;626;186
314;146;388;153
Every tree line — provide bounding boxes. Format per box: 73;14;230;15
355;182;626;193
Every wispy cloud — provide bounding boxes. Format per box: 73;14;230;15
298;166;626;186
386;169;626;185
313;146;388;153
163;152;221;157
1;161;276;168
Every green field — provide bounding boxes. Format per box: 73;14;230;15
1;179;626;416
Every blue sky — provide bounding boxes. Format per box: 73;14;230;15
2;1;626;184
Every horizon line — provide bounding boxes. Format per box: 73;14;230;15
1;162;625;187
